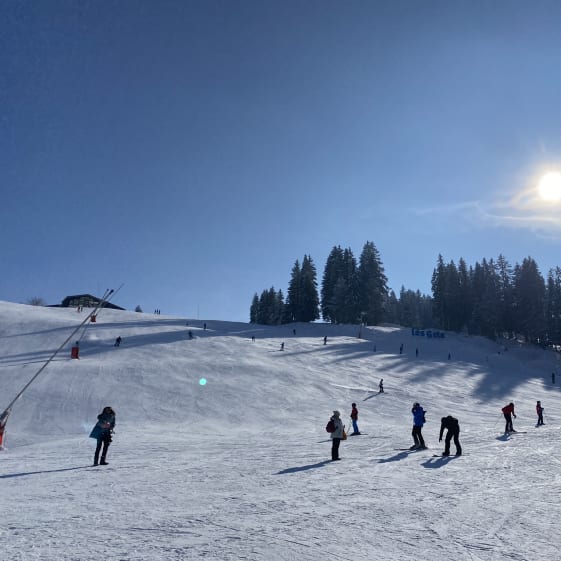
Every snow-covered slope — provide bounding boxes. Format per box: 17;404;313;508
1;301;559;561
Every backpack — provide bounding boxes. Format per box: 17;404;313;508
326;419;335;433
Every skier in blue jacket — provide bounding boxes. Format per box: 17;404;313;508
89;406;116;466
410;402;427;450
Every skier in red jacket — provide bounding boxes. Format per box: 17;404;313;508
350;403;360;435
536;401;544;426
502;402;516;433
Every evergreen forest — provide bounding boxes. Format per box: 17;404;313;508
250;242;561;347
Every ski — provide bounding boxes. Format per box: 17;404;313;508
432;454;462;458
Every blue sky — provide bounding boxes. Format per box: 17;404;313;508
3;1;561;321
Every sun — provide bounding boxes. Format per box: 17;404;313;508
538;172;561;201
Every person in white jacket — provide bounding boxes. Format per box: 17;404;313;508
330;410;345;461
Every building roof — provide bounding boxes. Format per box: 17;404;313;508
50;294;125;310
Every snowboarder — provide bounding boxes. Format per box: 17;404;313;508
502;402;516;433
350;403;360;435
536;401;544;426
439;416;462;456
114;336;122;347
323;336;327;345
280;342;284;351
410;402;427;449
89;406;116;466
379;378;384;393
329;410;344;461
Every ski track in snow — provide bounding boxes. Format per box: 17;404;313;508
1;302;561;560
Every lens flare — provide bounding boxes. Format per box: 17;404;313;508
199;378;207;386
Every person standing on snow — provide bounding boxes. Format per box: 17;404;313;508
379;378;384;393
410;402;427;450
439;416;462;456
350;403;360;435
330;410;344;461
502;402;516;433
536;401;544;426
89;406;116;466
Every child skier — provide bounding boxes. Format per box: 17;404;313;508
536;401;544;426
350;403;360;435
410;402;427;450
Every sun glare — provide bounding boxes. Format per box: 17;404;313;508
538;172;561;201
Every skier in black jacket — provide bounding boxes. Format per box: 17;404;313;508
439;415;462;456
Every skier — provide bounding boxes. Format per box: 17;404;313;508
89;406;116;466
536;401;544;426
379;378;384;393
323;336;327;345
280;342;284;351
329;410;344;461
502;402;516;433
114;336;122;347
410;402;427;450
350;403;360;435
439;416;462;456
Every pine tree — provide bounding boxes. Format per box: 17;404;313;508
286;260;302;322
546;267;561;345
321;246;345;323
513;257;546;344
250;293;259;323
385;290;400;324
496;254;514;337
358;241;388;325
300;255;320;322
340;248;361;324
431;254;447;329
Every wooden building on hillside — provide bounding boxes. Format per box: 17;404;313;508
51;294;125;310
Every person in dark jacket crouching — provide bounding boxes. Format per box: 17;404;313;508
89;406;116;466
439;415;461;456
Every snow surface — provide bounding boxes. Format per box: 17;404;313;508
1;300;560;561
